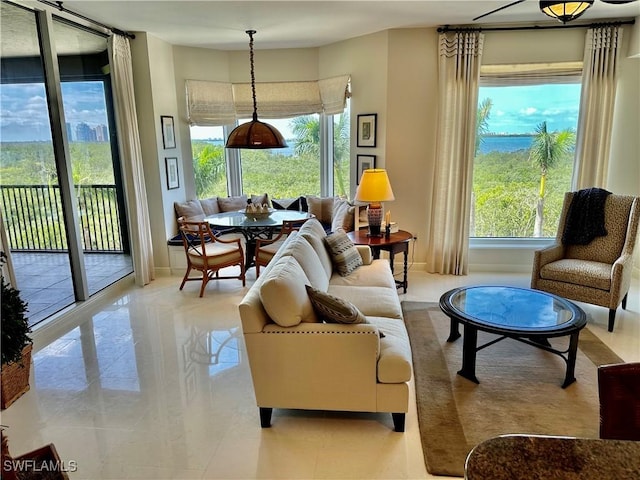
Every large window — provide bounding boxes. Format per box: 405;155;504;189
472;70;581;238
190;104;350;200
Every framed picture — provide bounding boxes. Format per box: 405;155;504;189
356;154;376;184
165;157;179;189
357;113;377;147
161;115;176;149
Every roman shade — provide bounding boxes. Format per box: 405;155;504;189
187;74;350;126
480;62;583;86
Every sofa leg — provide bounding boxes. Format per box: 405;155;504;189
608;309;616;332
392;413;405;432
622;293;628;310
259;407;272;428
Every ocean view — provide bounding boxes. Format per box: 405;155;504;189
479;135;534;154
201;135;534;156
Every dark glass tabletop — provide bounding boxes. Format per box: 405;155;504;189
441;286;586;335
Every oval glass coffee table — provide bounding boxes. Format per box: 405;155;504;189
439;286;587;388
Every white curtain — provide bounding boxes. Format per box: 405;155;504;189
426;31;484;275
186;75;350;126
108;35;155;286
573;25;623;189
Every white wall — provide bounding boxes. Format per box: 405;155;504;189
130;26;639;275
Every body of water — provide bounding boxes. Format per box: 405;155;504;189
202;135;533;156
479;136;533;154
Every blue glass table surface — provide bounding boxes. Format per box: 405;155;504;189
446;285;585;333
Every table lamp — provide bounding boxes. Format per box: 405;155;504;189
354;168;395;237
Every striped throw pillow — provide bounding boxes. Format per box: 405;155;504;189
324;230;362;276
305;285;367;324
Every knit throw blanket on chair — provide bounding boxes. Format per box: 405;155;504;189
562;188;612;245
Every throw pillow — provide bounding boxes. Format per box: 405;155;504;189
305;285;367;324
218;195;248;212
306;196;334;224
331;198;355;233
251;193;270;207
259;256;318;327
174;200;205;220
199;197;220;216
272;196;307;211
324;230;363;276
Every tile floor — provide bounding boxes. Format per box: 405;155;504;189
1;266;639;479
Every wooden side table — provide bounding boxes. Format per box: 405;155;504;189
347;229;413;293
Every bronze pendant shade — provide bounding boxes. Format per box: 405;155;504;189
226;30;287;149
539;1;594;22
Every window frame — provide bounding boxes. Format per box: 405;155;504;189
470;63;582;248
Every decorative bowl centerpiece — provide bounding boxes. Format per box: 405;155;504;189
244;204;274;220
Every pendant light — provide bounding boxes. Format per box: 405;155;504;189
226;30;287;149
539;1;594;23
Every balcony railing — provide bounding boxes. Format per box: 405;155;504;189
1;184;125;253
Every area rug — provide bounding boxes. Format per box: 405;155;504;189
402;301;624;478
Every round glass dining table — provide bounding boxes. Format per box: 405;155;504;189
204;210;313;267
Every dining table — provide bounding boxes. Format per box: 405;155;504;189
205;209;313;268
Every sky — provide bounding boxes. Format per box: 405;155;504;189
479;83;581;135
0;82;581;142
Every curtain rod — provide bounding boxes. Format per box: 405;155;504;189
36;0;135;39
438;19;635;33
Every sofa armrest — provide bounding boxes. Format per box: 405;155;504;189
356;245;373;265
244;322;381;411
531;243;564;288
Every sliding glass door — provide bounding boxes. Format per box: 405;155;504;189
0;1;132;326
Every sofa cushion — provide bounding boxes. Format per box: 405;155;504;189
218;195;248;212
199;197;220;216
280;235;330;291
307;195;335;224
325;230;362;276
328;285;403;320
259;256;318;327
368;317;412;384
540;259;612;291
331;198;355;233
330;259;396;289
174;200;205;221
306;285;367;324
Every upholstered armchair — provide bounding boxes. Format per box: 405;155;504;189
531;192;639;332
598;362;640;440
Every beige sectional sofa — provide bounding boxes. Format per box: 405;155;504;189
239;218;413;431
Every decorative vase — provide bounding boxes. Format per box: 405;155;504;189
1;344;32;409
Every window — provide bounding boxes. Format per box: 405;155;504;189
472;66;582;238
190;125;228;197
190;107;350;200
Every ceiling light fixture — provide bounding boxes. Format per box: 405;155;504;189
539;1;594;23
226;30;287;149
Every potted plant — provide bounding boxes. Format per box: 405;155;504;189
1;251;32;409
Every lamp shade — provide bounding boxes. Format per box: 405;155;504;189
226;113;288;149
354;169;395;203
540;1;593;23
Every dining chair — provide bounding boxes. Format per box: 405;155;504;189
254;219;308;277
177;217;245;297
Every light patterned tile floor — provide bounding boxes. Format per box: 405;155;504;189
2;267;638;479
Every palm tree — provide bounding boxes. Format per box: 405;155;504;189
475;98;493;157
529;121;575;236
291;114;351;197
